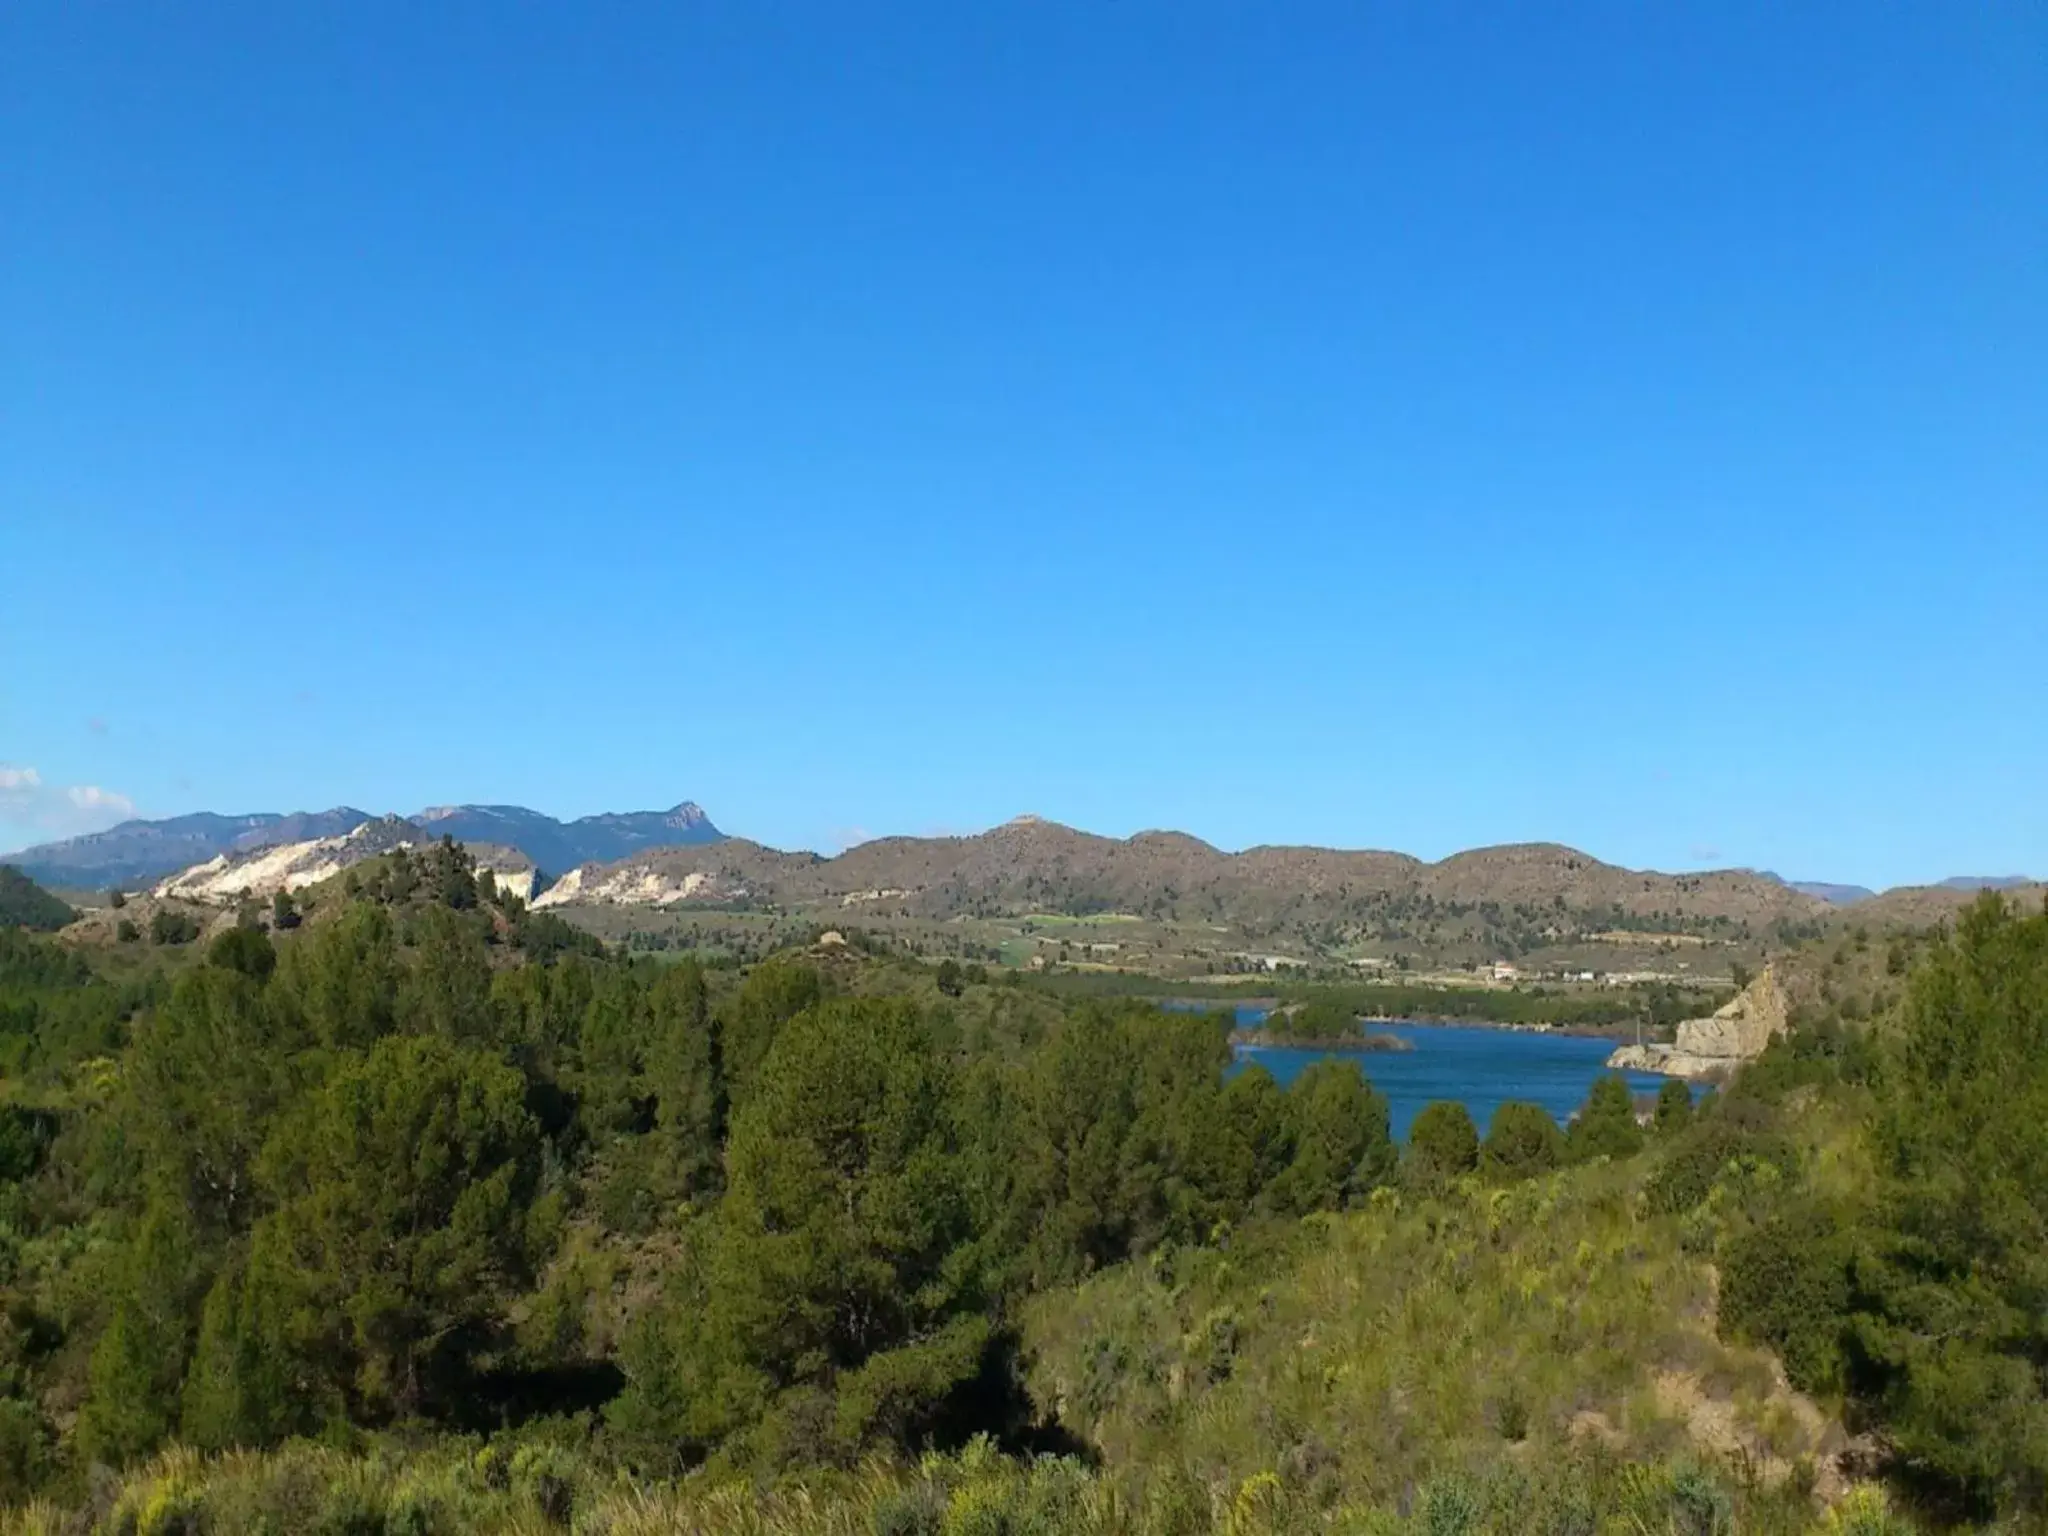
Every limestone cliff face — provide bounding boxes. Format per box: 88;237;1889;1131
153;821;540;905
1674;968;1788;1057
1607;968;1790;1080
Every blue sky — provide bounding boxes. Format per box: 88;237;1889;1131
3;2;2043;889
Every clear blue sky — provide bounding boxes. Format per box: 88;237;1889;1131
3;2;2043;889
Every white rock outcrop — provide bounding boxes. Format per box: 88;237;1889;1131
155;835;364;902
531;865;730;910
1607;968;1790;1080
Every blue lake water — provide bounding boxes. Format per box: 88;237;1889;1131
1211;1009;1674;1142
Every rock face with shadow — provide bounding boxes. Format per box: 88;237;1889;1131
1607;968;1789;1081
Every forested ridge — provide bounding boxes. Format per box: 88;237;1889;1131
0;842;2042;1533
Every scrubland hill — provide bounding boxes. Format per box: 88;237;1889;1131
543;817;1819;926
0;834;2041;1533
537;816;2043;980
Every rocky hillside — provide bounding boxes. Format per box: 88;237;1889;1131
533;815;1831;949
152;818;543;905
1607;967;1792;1080
3;808;373;890
8;800;722;891
1822;879;2048;932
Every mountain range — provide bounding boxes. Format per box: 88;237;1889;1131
1;801;722;891
1752;872;2041;907
537;816;1832;935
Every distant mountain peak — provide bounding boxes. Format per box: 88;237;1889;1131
4;799;724;890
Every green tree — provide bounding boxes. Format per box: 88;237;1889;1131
396;904;495;1043
1271;1059;1395;1213
180;1228;314;1450
270;888;300;931
1481;1101;1563;1182
428;836;477;910
256;1034;541;1419
576;968;651;1136
1407;1100;1479;1185
206;924;276;982
127;965;299;1235
1848;895;2048;1515
272;900;399;1050
1718;1200;1852;1397
1567;1075;1644;1162
1204;1065;1292;1212
643;958;724;1201
718;959;824;1099
149;905;202;945
77;1203;200;1467
1652;1078;1694;1135
654;998;978;1451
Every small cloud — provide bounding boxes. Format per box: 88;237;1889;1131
1689;845;1723;862
86;717;109;736
0;764;139;849
67;785;136;817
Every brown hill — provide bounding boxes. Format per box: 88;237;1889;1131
1822;880;2048;932
534;817;1828;952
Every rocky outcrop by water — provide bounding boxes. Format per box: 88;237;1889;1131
1607;968;1790;1080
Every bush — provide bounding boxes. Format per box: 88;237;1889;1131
1652;1078;1694;1135
1718;1203;1852;1395
207;925;277;982
1644;1116;1795;1217
150;906;203;946
1407;1100;1478;1184
1480;1101;1562;1182
1566;1074;1643;1162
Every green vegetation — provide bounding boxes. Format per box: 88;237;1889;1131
1479;1099;1563;1180
1035;969;1723;1035
148;906;203;946
1406;1099;1479;1187
0;841;2040;1532
0;870;71;934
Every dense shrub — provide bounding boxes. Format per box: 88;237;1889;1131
150;906;204;946
1644;1114;1796;1217
1480;1100;1562;1182
1566;1074;1643;1163
1652;1078;1694;1135
207;925;277;982
1407;1100;1479;1185
1846;896;2048;1515
1718;1202;1853;1395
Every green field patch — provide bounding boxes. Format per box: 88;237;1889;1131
1018;911;1145;927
